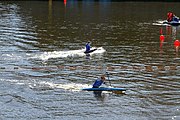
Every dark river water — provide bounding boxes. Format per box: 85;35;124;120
0;1;180;120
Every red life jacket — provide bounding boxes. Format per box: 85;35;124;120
167;12;174;22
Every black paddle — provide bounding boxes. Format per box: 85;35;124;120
105;72;125;94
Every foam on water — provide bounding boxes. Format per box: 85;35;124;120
35;47;106;61
152;20;169;26
50;82;91;91
29;81;111;93
29;81;92;92
1;78;91;92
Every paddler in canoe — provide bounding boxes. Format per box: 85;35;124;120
167;12;179;22
92;75;106;97
92;75;106;88
84;41;97;54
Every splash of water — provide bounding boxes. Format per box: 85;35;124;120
29;81;92;92
34;47;105;61
152;20;169;26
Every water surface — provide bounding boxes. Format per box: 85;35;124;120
0;1;180;120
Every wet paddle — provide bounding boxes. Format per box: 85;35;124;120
106;72;111;86
105;72;125;94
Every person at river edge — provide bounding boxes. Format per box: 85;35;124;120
92;75;106;88
85;41;91;53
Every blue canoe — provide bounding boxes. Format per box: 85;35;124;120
82;87;126;91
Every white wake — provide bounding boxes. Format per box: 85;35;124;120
35;47;105;61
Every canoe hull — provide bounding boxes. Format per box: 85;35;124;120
163;21;180;26
84;49;97;54
82;87;126;91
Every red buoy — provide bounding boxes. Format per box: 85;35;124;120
160;35;165;41
174;40;180;46
64;0;67;6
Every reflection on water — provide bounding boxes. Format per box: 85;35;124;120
157;21;180;57
93;91;109;102
0;1;180;120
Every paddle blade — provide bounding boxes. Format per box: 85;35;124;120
112;90;125;94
